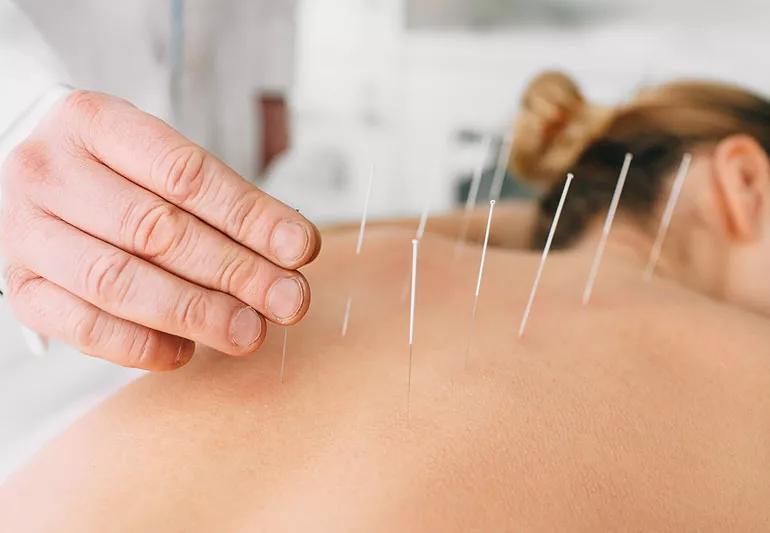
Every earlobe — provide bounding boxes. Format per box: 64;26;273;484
712;135;770;242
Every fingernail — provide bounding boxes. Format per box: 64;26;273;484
267;277;303;321
271;221;308;265
175;340;194;366
231;307;262;347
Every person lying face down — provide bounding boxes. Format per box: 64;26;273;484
513;71;770;315
2;73;770;532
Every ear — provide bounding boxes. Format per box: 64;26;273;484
712;135;770;242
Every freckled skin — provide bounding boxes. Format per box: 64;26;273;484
2;227;770;532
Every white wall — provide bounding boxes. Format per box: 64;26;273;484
271;0;770;224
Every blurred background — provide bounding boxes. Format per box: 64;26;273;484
6;0;770;226
279;0;770;222
2;0;770;481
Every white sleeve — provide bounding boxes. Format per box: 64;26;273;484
0;0;70;164
0;0;71;356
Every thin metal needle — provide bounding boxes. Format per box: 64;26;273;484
644;153;692;281
519;174;574;338
489;133;513;202
342;165;375;336
356;164;375;256
402;201;431;302
416;200;430;241
280;328;288;383
465;200;496;362
407;238;419;423
455;135;492;255
341;296;352;337
582;153;633;306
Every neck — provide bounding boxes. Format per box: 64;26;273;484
571;220;679;280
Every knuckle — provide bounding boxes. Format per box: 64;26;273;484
125;200;186;260
175;291;209;333
3;140;53;187
2;264;38;300
153;144;207;204
226;191;267;243
70;307;103;351
0;204;46;258
62;90;107;126
124;329;161;369
59;91;131;151
217;250;259;296
82;250;136;304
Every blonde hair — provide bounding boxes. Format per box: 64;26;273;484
510;71;770;248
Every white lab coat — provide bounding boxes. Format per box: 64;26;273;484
0;0;296;481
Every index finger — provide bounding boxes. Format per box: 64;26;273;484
59;91;321;270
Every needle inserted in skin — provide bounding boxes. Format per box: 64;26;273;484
407;238;418;422
341;295;352;337
465;200;496;362
356;164;375;256
416;200;430;241
280;328;288;383
489;133;513;202
582;153;633;306
341;165;375;336
401;201;431;302
644;153;692;281
455;135;492;254
519;174;574;338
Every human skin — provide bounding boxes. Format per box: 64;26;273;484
0;91;322;369
2;224;769;532
337;199;537;250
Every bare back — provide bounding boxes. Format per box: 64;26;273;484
3;228;770;532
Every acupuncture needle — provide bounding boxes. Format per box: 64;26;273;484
401;200;431;302
280;327;288;383
415;200;430;241
582;153;633;306
518;174;574;338
644;153;692;281
341;164;375;337
464;200;496;364
455;135;492;256
407;238;419;423
489;132;513;202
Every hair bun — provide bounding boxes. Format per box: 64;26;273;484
510;71;614;187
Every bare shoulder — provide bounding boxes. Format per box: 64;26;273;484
3;237;770;531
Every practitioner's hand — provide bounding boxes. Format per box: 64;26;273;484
0;91;321;370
